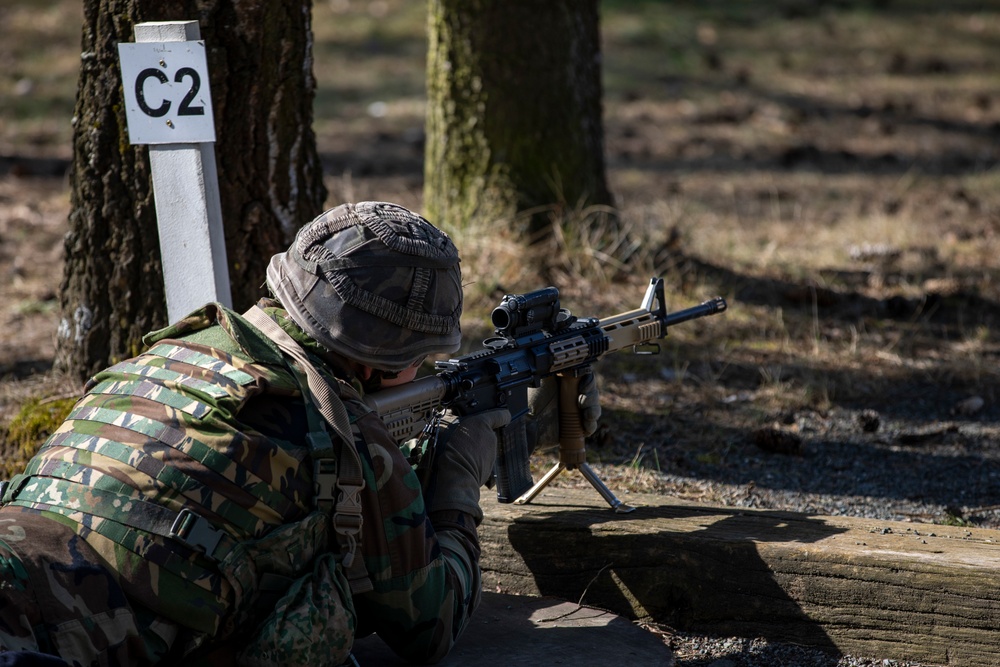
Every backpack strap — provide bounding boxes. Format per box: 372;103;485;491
2;473;236;564
243;306;373;595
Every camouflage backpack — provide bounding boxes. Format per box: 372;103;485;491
0;303;367;664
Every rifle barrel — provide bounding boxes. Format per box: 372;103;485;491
663;297;727;327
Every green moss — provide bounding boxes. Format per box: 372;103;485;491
1;396;77;479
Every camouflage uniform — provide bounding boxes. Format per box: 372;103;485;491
0;205;484;666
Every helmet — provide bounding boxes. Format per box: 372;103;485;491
266;201;463;371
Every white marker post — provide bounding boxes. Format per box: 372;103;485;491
118;21;232;322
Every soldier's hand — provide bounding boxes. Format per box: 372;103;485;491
419;408;512;522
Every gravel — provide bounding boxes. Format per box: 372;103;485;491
654;631;942;667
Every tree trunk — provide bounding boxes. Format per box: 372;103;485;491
424;0;612;237
57;0;326;381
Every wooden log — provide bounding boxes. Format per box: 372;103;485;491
479;486;1000;666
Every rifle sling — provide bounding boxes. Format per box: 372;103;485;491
243;306;373;595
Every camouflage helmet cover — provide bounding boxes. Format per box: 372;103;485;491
266;201;463;371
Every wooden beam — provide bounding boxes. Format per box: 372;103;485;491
479;487;1000;666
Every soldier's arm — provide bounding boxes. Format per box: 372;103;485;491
347;412;484;663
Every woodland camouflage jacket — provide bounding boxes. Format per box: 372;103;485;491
0;302;482;665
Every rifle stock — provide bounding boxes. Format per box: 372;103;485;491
363;277;727;504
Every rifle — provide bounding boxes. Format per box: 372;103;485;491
363;277;727;512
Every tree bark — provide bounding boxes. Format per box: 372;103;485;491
57;0;326;381
424;0;612;237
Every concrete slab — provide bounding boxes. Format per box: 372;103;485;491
351;591;674;666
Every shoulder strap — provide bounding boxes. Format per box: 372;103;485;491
241;309;354;446
243;306;373;594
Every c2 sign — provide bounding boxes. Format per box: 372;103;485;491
118;41;216;145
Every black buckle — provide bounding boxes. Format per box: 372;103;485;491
314;458;338;504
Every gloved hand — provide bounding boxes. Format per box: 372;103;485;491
418;408;512;523
526;371;601;451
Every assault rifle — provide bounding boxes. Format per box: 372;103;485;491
364;278;727;512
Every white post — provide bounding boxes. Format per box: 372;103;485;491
119;21;231;322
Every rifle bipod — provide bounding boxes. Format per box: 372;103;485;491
515;457;636;513
514;374;636;513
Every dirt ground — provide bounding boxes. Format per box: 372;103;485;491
2;5;1000;665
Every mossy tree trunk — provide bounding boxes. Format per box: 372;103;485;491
424;0;612;237
57;0;326;381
